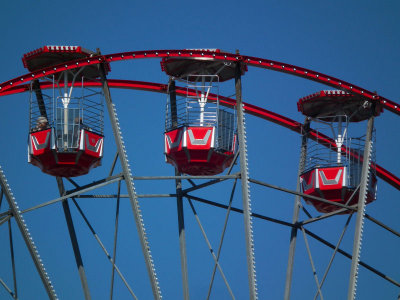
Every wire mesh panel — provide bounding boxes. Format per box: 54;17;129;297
347;134;376;188
79;79;104;135
165;75;236;152
166;76;219;129
217;109;236;152
29;76;104;151
304;116;349;171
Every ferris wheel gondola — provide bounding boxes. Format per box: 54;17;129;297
161;50;246;175
297;90;381;213
23;46;108;177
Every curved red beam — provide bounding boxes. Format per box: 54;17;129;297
0;49;399;116
2;79;399;191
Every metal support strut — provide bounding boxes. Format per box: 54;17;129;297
0;166;58;300
347;115;374;300
56;177;91;300
169;80;190;300
98;60;162;299
235;58;258;300
284;118;310;300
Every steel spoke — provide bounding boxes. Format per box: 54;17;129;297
71;198;138;300
313;214;353;300
206;179;237;300
187;198;235;299
8;219;17;299
109;180;121;300
301;226;324;300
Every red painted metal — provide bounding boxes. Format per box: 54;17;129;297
22;45;110;79
29;128;103;177
301;166;377;213
2;79;399;190
1;49;398;115
165;127;235;175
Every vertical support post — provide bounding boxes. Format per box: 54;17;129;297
32;79;48;119
284;118;310;300
176;170;190;300
98;60;162;299
169;79;178;129
56;177;91;300
347;116;374;300
63;73;69;150
169;80;190;299
337;116;343;164
235;58;258;300
109;180;121;300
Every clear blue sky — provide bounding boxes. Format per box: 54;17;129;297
0;1;399;299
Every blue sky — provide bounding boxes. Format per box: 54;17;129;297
0;1;399;299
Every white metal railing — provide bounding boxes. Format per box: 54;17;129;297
29;76;104;148
165;75;236;152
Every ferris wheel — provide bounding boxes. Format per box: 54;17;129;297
0;46;399;299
